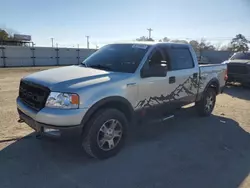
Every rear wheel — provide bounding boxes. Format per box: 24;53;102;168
195;88;216;116
82;108;128;159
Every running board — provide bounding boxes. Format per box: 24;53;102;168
162;115;175;121
148;114;175;124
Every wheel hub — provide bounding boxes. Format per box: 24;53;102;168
97;119;123;151
205;94;214;111
105;129;114;139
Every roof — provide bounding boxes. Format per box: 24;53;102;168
111;41;191;48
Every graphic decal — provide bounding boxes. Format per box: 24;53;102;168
134;76;202;109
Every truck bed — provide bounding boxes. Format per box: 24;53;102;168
198;63;227;93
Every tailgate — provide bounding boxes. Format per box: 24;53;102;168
227;63;249;75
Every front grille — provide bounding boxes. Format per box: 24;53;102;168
19;80;50;111
228;64;248;74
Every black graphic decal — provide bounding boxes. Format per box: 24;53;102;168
134;76;202;109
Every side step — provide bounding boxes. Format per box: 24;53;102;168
162;115;175;121
150;114;175;124
138;114;175;125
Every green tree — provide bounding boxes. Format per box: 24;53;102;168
0;29;9;40
230;34;250;52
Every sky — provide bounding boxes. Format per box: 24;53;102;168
1;0;250;48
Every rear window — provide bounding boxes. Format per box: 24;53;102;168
230;52;250;60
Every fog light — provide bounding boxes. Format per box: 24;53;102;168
43;127;61;137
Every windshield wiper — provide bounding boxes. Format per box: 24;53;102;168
88;64;112;71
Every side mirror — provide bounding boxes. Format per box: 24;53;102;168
141;62;167;78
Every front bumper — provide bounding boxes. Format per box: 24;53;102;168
18;109;82;137
17;97;88;136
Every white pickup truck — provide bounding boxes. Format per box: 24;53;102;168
17;42;227;159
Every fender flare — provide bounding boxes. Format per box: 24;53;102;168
81;96;135;126
197;78;220;101
204;78;220;94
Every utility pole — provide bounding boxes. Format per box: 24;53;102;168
51;38;54;48
86;36;90;49
147;28;153;39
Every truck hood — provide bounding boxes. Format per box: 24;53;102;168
23;65;132;91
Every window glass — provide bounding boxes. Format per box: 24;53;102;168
168;48;194;70
81;44;149;73
230;52;250;60
149;50;164;66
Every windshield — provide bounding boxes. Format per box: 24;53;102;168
81;44;149;73
230;52;250;60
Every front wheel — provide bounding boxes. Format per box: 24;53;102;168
195;88;216;116
82;108;128;159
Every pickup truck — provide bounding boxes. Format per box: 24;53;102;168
17;42;227;159
222;51;250;86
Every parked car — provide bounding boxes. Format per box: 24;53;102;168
222;51;250;86
17;42;227;159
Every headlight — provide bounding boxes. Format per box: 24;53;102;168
45;92;79;109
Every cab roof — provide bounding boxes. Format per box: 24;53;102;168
111;41;191;48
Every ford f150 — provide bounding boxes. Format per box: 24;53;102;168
17;42;227;159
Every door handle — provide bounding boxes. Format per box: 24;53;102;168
127;83;137;87
169;76;176;84
193;73;198;78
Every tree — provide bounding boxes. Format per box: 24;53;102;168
189;40;200;51
199;39;215;50
189;39;215;51
136;36;154;42
219;43;233;51
0;29;9;40
230;34;250;52
159;37;170;42
170;39;188;44
0;28;31;46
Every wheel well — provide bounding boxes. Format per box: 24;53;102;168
82;99;134;127
208;80;219;94
96;101;133;122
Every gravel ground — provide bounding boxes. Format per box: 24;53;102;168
0;67;250;188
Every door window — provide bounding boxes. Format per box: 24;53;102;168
168;48;194;70
148;50;165;66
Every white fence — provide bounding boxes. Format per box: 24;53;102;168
0;46;96;67
0;46;233;67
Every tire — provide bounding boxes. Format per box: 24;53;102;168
82;108;128;159
195;88;216;116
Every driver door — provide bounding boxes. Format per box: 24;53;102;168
136;48;176;115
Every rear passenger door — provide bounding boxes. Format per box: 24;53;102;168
162;45;199;106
